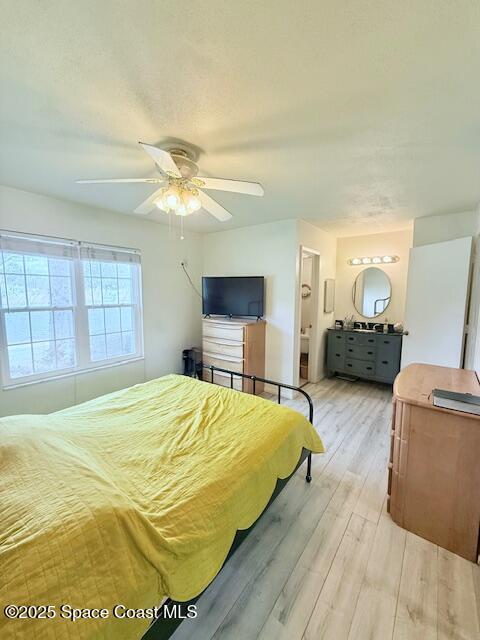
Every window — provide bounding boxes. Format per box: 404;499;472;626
0;231;143;387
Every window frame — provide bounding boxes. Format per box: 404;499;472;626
0;231;144;389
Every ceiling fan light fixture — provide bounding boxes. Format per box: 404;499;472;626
176;203;187;216
164;187;180;209
155;196;169;212
185;193;201;213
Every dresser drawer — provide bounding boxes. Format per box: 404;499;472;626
377;335;400;348
376;336;402;382
202;338;244;359
209;370;243;391
328;349;345;369
375;357;399;382
331;331;345;345
345;359;376;376
344;332;362;345
345;344;376;361
343;332;378;346
203;353;244;373
328;335;344;356
203;323;244;342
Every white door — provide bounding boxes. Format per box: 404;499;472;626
401;236;472;369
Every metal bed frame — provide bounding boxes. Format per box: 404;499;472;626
142;365;315;639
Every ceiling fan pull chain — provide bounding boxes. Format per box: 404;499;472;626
180;214;185;241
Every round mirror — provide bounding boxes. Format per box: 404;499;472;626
352;267;391;318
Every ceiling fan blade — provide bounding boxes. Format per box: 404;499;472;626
133;187;165;215
198;177;264;197
77;178;163;184
139;142;181;177
198;190;233;222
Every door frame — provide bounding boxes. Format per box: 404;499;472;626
294;245;321;386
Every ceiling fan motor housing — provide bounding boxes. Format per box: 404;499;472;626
169;149;199;179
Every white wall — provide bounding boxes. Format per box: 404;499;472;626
296;220;337;384
0;186;202;416
203;219;298;386
203;219;337;388
335;229;413;324
413;210;479;247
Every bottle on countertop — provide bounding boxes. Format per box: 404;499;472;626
383;318;389;334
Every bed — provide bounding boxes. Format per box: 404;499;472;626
0;372;324;640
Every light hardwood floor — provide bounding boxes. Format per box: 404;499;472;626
172;377;480;640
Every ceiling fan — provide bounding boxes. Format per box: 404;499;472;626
77;142;264;221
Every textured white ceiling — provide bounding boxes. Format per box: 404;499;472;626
1;1;479;236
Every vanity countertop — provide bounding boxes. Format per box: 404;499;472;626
327;327;405;336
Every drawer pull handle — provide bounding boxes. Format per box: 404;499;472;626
336;335;342;339
382;360;388;364
367;351;373;355
368;339;374;343
335;353;341;357
366;366;372;370
348;348;353;352
348;337;354;341
384;340;390;344
347;364;353;368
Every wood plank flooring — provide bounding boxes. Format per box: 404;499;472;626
171;377;480;640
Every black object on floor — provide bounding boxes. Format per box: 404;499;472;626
182;348;202;379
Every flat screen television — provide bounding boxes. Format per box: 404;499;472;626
202;276;264;318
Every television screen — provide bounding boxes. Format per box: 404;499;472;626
202;276;264;317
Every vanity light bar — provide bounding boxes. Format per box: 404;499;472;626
347;255;399;266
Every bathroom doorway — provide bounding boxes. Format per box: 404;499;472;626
298;248;320;386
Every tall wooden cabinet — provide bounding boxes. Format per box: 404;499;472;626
202;317;266;394
388;363;480;562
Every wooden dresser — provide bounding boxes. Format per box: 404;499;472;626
202;317;266;394
388;363;480;562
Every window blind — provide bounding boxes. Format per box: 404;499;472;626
79;243;141;264
0;230;143;387
0;231;77;259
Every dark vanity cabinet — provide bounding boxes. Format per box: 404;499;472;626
327;329;402;384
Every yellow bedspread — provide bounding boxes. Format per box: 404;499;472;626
0;374;324;639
